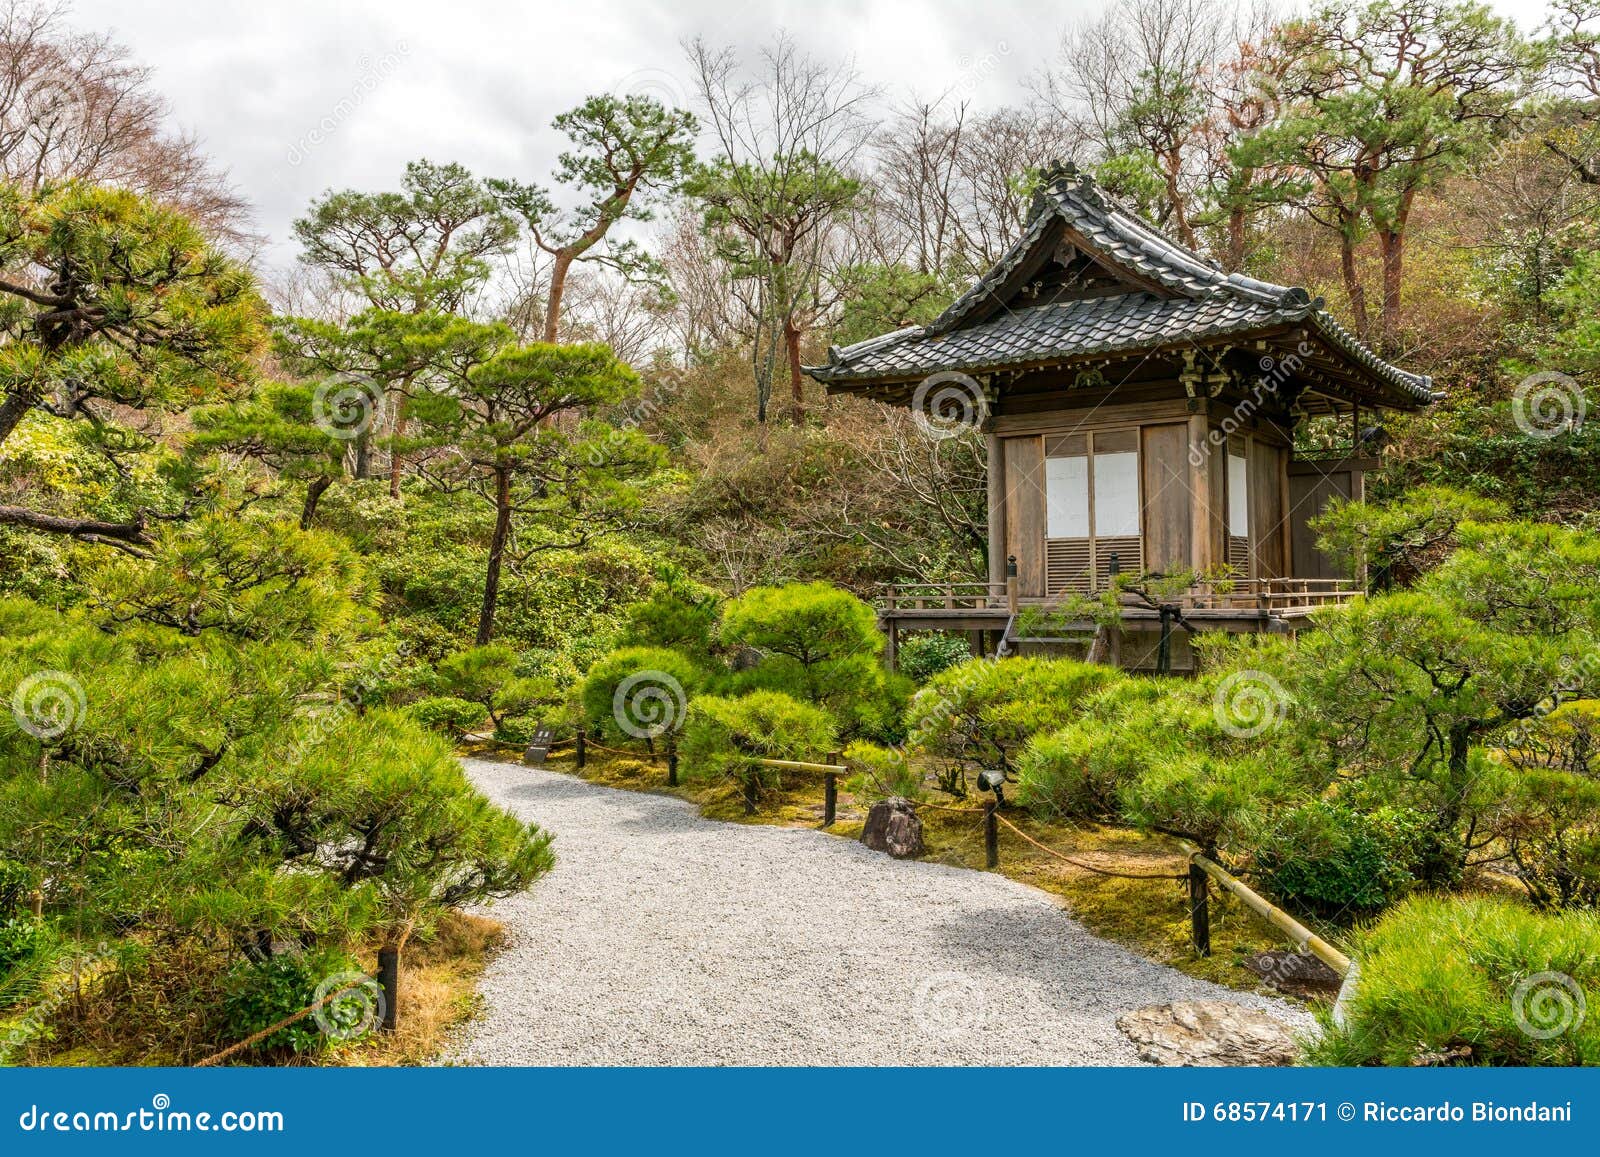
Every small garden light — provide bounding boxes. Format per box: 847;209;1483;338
977;767;1006;806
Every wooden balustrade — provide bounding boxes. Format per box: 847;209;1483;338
877;577;1361;616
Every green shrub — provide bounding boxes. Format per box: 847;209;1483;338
1015;679;1165;818
680;691;837;793
221;948;370;1055
621;567;721;659
0;917;52;976
1254;801;1428;919
897;633;972;684
578;646;705;743
405;696;488;734
906;657;1121;787
843;740;924;803
717;582;888;737
1307;896;1600;1066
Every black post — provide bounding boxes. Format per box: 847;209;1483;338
667;749;679;786
823;750;841;827
575;731;586;770
1188;859;1211;957
1157;606;1174;676
984;800;999;869
742;771;758;816
376;945;400;1032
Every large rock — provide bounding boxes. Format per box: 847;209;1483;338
1117;1001;1301;1067
861;797;925;859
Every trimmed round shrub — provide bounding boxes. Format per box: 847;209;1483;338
578;646;706;742
906;656;1122;777
680;690;837;789
1307;896;1600;1066
405;696;488;735
1254;800;1428;919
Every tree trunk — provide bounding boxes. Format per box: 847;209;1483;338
783;315;805;423
476;467;512;645
1226;206;1247;274
300;475;333;530
1338;229;1371;344
388;391;409;500
1377;228;1404;354
543;251;573;344
0;384;40;449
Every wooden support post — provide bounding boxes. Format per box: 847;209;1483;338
742;771;758;816
575;731;586;770
377;945;400;1032
1188;859;1211;957
884;620;898;672
984;800;999;869
824;751;841;827
667;749;678;786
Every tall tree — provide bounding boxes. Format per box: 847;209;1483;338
407;341;661;643
0;0;249;241
1257;0;1530;348
492;94;696;344
686;34;873;424
287;160;518;493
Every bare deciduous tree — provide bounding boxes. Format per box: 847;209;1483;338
0;0;250;243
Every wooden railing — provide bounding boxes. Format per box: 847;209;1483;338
879;581;1007;611
878;577;1361;616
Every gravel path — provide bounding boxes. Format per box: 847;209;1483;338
446;759;1313;1066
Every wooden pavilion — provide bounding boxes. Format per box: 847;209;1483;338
805;163;1437;671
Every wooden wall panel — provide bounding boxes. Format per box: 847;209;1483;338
1249;439;1287;579
1289;470;1353;579
1140;423;1191;574
1003;435;1046;597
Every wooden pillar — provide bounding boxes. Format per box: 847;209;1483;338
1187;413;1216;573
986;431;1007;595
884;620;899;672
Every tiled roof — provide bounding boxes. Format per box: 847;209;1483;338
806;164;1436;408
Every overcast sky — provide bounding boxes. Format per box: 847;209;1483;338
73;0;1557;278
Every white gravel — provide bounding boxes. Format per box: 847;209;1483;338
446;759;1314;1066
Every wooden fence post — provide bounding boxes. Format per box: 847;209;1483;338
742;771;758;815
575;732;586;770
823;750;841;827
377;945;400;1032
1188;857;1211;957
984;800;999;868
667;749;679;786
